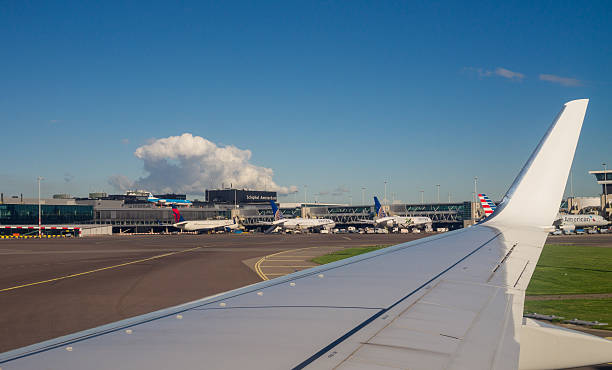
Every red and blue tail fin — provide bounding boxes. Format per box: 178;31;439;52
270;200;283;221
374;196;387;218
171;205;185;223
478;194;496;217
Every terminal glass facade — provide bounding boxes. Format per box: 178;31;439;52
0;204;93;225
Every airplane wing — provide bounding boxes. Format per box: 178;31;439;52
3;100;609;370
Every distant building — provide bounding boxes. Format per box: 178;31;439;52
205;189;277;205
0;203;93;225
588;169;611;218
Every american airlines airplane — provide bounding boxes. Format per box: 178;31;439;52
554;213;609;231
373;196;432;230
171;205;239;232
2;99;611;369
478;193;497;218
266;200;335;232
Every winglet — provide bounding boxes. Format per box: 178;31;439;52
486;99;588;228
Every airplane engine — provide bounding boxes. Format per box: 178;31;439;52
561;223;575;232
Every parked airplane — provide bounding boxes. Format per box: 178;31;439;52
4;100;611;369
554;213;609;231
171;205;239;232
147;193;192;206
373;196;432;230
266;200;335;232
478;193;497;218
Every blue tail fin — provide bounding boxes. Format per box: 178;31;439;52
374;196;387;218
270;200;283;221
171;205;185;223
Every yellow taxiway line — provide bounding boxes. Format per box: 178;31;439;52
0;246;202;293
254;246;320;281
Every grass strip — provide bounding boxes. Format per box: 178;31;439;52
526;244;612;295
311;246;388;265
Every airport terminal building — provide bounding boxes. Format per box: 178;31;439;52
0;188;481;234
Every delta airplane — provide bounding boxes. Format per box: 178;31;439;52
3;100;612;369
171;205;239;232
266;200;335;232
373;196;432;230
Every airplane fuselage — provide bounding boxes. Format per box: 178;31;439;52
375;216;432;229
174;219;238;232
273;218;335;230
555;214;609;228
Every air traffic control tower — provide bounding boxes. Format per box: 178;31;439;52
589;169;611;219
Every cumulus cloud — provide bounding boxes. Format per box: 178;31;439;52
108;174;134;191
113;133;296;195
464;66;524;81
539;74;583;87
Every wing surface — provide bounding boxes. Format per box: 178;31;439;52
0;100;590;369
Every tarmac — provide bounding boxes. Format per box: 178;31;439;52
0;233;424;352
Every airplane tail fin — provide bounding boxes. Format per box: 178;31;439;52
486;99;588;228
478;194;495;217
171;205;185;223
374;196;387;218
270;200;283;221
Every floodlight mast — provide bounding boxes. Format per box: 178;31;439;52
37;176;44;237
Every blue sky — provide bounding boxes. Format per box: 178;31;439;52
1;1;610;203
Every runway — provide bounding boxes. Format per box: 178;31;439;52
0;233;424;352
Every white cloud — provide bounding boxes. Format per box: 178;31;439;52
539;74;583;87
108;174;134;191
113;133;296;195
464;67;524;81
494;67;524;81
463;67;492;78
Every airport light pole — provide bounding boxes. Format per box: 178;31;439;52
304;185;307;204
384;181;388;206
604;163;608;216
448;192;451;203
37;176;43;237
361;187;365;205
436;184;440;203
420;190;424;204
473;177;478;203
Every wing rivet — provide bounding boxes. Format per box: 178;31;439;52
66;346;73;352
257;291;264;296
219;302;227;307
318;274;324;278
289;282;296;287
125;329;133;334
176;314;183;319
